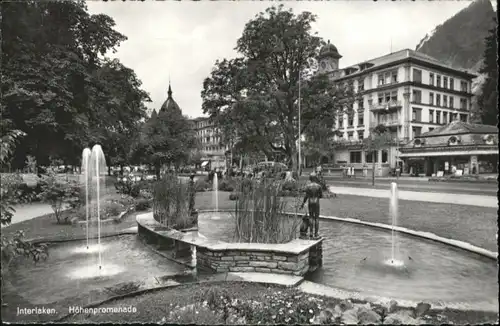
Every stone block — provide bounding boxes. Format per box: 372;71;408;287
271;269;293;275
216;267;229;273
217;261;236;267
221;256;234;261
233;256;250;260
272;255;288;261
235;261;249;266
249;261;278;268
293;264;310;276
229;266;255;272
255;268;272;273
252;252;273;256
252;256;272;261
278;261;300;271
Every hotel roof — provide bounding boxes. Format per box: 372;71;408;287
334;49;477;80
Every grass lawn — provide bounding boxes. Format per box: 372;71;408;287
63;281;498;324
194;191;498;252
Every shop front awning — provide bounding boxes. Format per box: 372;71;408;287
399;149;499;158
201;161;209;167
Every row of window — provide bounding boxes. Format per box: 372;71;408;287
339;115;364;127
413;69;468;92
377;70;398;87
204;146;225;153
411;90;468;110
412;108;468;124
349;150;389;164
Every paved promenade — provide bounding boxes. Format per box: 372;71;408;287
329;186;498;208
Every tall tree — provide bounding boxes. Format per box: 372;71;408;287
477;20;498;126
363;125;393;186
2;1;149;169
131;110;197;179
201;5;355;171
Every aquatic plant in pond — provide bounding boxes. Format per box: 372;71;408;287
153;174;195;230
233;179;301;244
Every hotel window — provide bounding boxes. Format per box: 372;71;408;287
451;112;458;121
350;151;362;163
381;150;388;164
436;75;441;88
429;73;434;86
460;114;468;122
412;108;422;122
378;93;384;105
449;96;454;108
412;126;422;137
358;80;364;92
460;98;467;110
443;95;448;107
460;81;468;92
391;71;398;84
348;132;354;140
412;90;422;103
429;110;434;123
365;151;378;163
436;111;441;124
429;92;434;105
378;74;384;86
413;69;422;83
338;116;344;128
358;114;364;126
436;94;441;106
390;90;398;103
443;111;448;123
357;130;364;140
449;78;454;90
443;77;448;89
348;115;354;126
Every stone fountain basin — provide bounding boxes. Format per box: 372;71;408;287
197;211;498;311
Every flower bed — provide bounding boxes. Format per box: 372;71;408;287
62;281;498;324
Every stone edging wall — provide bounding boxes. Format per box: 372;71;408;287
136;212;323;276
196;248;312;275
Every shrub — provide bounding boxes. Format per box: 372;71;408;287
194;179;210;192
166;303;223;324
103;202;124;218
0;173;24;226
229;192;239;201
1;230;48;303
114;177;141;198
218;178;236;192
135;198;151;211
39;172;81;224
153;174;195;230
233;180;301;244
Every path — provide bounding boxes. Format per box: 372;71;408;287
329;186;498;208
1;203;67;228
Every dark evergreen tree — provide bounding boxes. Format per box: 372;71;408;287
478;20;498;126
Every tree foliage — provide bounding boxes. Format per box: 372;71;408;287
478;20;498;126
2;1;150;169
201;5;356;170
131;109;197;177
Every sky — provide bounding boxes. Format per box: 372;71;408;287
87;0;481;119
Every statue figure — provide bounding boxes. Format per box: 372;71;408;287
300;172;323;239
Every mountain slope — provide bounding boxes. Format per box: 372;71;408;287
415;0;496;72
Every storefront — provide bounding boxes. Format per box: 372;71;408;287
399;122;498;177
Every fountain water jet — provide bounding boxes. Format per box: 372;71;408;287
89;144;107;270
81;148;91;249
213;172;219;214
389;182;401;266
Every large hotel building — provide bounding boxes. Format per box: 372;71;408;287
191;117;228;169
318;41;476;176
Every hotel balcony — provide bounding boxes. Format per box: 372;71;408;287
370;119;401;130
370;100;402;112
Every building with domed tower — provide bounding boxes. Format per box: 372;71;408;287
316;40;477;176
